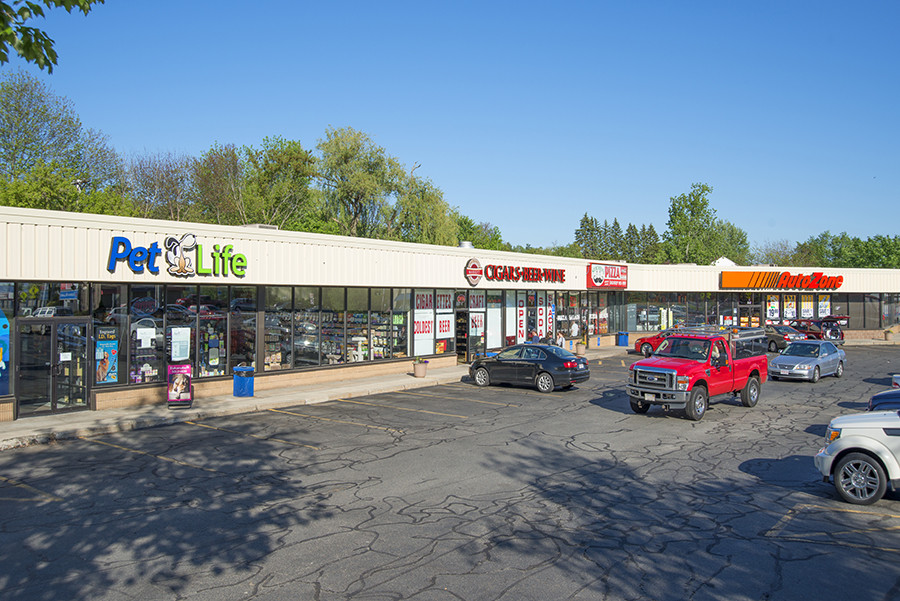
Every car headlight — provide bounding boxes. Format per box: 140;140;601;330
825;427;841;444
676;375;690;391
796;364;812;370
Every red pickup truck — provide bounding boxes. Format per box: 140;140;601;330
626;326;768;421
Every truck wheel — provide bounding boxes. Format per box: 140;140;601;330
810;366;820;383
768;340;777;353
834;361;844;378
834;452;887;505
535;372;555;394
740;376;760;408
630;399;650;414
685;386;708;421
473;367;491;387
641;343;653;357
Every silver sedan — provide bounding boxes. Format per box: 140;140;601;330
768;340;846;383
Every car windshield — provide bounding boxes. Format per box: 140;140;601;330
655;337;711;361
783;342;820;358
545;346;576;359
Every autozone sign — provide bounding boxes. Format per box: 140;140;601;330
721;271;844;290
587;263;627;289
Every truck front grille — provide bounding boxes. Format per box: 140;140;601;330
635;368;674;390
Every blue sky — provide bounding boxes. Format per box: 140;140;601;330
7;1;899;251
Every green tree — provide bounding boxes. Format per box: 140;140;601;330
456;214;507;250
125;151;196;221
661;182;720;264
574;213;599;259
0;69;119;187
711;219;750;265
622;223;641;262
0;1;104;72
0;158;132;215
638;224;661;263
750;239;800;266
608;218;624;261
388;173;457;245
242;137;316;229
193;142;245;225
315;126;404;238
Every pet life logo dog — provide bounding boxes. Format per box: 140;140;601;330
107;234;247;278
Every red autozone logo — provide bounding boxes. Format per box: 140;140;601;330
465;258;483;286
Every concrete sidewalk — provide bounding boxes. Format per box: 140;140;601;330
0;346;633;451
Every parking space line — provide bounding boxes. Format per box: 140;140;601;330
78;437;220;473
334;398;468;419
394;390;519;407
0;474;62;502
765;502;900;553
184;421;320;450
268;408;403;432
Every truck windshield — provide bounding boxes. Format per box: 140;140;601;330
655;337;710;361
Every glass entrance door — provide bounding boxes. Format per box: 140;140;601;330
17;320;90;416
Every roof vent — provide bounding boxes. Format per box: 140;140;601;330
459;241;474;248
241;223;279;230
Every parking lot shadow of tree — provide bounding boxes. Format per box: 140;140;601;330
0;432;332;601
467;435;880;600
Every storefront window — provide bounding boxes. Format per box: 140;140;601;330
166;286;197;375
883;294;900;327
392;289;410;358
264;287;292;371
293;287;320;367
321;287;345;364
92;284;126;386
435;289;454;354
129;285;164;384
0;282;11;396
624;292;645;331
413;289;435;356
347;288;369;362
371;288;392;360
198;286;227;377
638;292;668;332
16;281;90;317
486;290;503;349
229;286;257;371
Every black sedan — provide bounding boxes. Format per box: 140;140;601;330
867;389;900;411
469;344;590;393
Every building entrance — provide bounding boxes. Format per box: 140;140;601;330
16;319;91;416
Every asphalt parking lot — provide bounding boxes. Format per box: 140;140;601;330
2;346;900;601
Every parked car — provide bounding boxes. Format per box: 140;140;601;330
788;316;845;344
814;410;900;504
768;340;845;383
633;328;681;357
867;389;900;411
764;324;807;353
469;343;590;393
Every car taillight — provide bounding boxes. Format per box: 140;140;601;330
783;335;790;341
563;361;577;369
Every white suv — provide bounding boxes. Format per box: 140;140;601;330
814;410;900;504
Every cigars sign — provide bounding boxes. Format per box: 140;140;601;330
464;258;566;287
721;271;844;291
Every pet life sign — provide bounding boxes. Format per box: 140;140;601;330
107;233;247;278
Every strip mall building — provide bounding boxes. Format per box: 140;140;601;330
1;207;898;421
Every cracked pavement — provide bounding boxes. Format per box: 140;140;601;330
1;348;899;600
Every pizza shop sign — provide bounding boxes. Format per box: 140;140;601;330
587;263;628;289
464;258;566;287
107;233;247;278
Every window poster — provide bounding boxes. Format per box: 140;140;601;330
818;294;831;318
801;295;814;319
95;327;119;384
783;295;797;320
0;307;9;395
170;327;191;362
766;295;780;320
